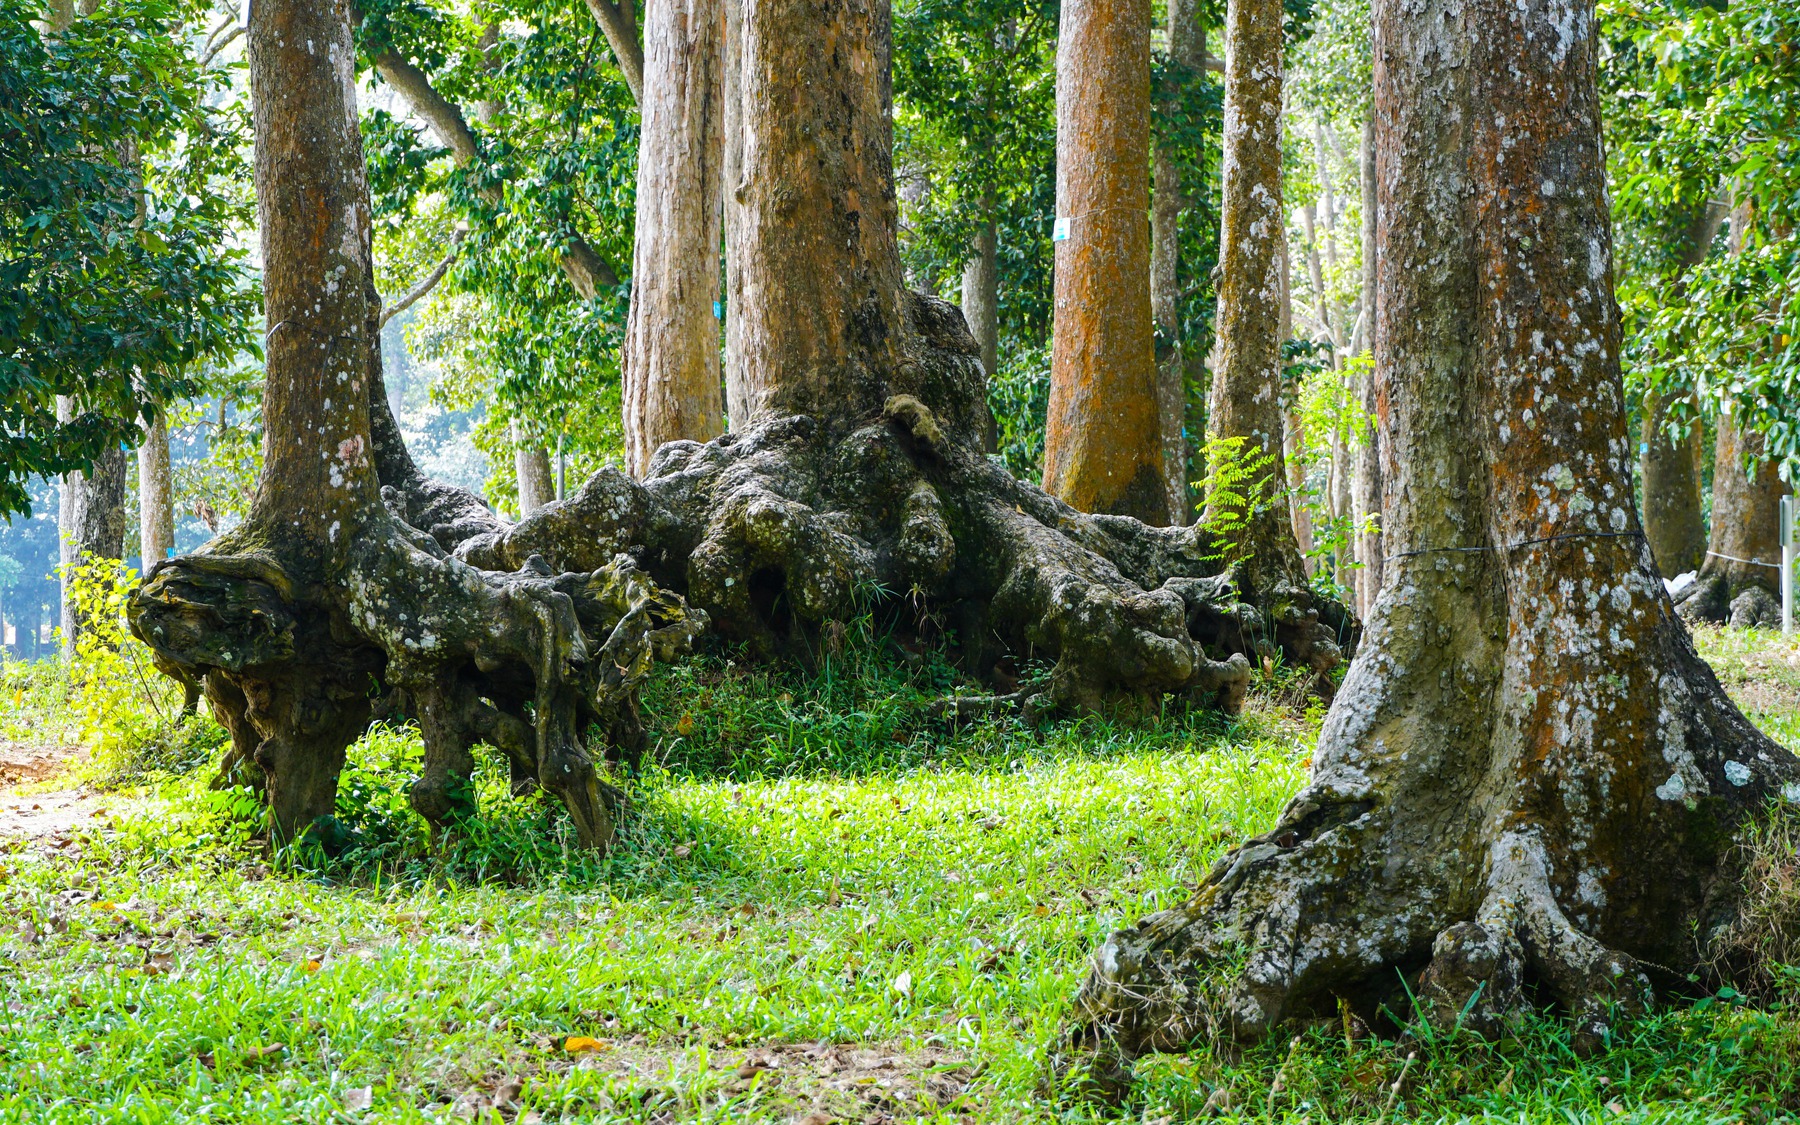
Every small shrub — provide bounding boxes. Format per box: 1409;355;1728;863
59;553;187;776
1711;799;1800;1000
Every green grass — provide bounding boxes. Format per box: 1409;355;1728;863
1;633;1798;1122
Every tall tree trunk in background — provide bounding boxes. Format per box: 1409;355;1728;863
960;213;998;379
1150;0;1202;525
1204;0;1307;589
1067;0;1798;1088
1352;118;1382;617
138;410;175;564
623;0;725;478
1042;0;1170;526
510;422;555;515
1640;198;1724;581
58;441;125;651
1278;240;1314;568
1676;196;1786;627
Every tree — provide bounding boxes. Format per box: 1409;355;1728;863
131;0;698;849
621;0;725;477
1040;0;1168;526
1637;195;1724;582
1149;0;1213;525
1063;0;1800;1091
1674;200;1787;626
1203;0;1309;590
138;407;175;565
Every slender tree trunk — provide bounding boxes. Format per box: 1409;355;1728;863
1204;0;1306;587
138;409;175;565
1150;0;1203;526
1639;199;1722;582
510;422;555;515
1067;0;1797;1087
623;0;725;478
1042;0;1169;526
960;214;998;379
58;441;125;652
1677;196;1786;626
1352;117;1382;617
1278;240;1314;568
1300;201;1329;339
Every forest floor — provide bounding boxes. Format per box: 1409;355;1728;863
1;625;1798;1123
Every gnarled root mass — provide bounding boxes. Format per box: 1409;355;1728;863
1060;560;1800;1102
454;295;1345;718
1675;568;1783;630
130;515;703;850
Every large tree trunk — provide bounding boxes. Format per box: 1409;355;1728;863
1150;0;1203;526
1204;0;1308;592
138;409;175;565
622;0;725;478
131;0;697;849
1064;0;1798;1093
1041;0;1170;526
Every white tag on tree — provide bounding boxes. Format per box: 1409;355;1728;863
1052;216;1071;242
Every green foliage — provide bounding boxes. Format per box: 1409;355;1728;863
5;629;1800;1120
0;0;258;518
1195;433;1278;568
1602;0;1800;472
357;1;638;470
57;554;184;769
987;340;1051;480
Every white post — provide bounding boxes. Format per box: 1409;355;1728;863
1782;495;1794;636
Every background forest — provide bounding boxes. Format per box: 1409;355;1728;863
5;0;1800;1121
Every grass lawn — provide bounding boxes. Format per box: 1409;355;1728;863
1;626;1798;1123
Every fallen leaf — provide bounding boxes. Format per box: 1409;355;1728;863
672;844;692;859
247;1043;285;1063
1606;1102;1625;1116
892;970;913;997
301;958;322;972
562;1036;608;1054
342;1087;372;1111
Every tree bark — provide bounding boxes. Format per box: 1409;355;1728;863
131;0;698;850
511;422;556;516
1351;118;1382;617
624;0;725;479
1065;0;1798;1091
1204;0;1307;589
583;0;647;102
138;409;175;566
1675;197;1786;627
1639;199;1723;583
1042;0;1170;526
960;215;998;379
1150;0;1203;526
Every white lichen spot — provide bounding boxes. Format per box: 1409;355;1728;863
1723;760;1752;787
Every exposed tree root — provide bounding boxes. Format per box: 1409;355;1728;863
130;519;702;849
1675;569;1782;630
448;297;1346;717
1059;569;1799;1102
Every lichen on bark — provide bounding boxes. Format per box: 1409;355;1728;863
1059;0;1800;1097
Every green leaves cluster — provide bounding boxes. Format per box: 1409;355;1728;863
1603;0;1800;472
0;0;258;517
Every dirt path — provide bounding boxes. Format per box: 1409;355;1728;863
0;741;105;843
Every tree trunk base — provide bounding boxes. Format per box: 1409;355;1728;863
130;520;703;851
1675;569;1782;629
453;302;1346;717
